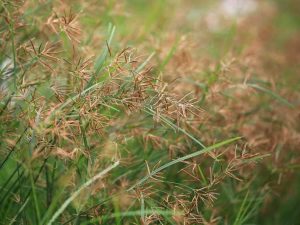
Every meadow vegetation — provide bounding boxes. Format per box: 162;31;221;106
0;0;300;224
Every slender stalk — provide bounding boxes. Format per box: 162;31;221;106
46;161;120;225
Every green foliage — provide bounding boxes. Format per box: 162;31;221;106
0;0;300;224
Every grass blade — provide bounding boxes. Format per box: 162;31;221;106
135;52;155;73
46;161;120;225
247;83;294;107
128;136;241;190
144;107;206;148
86;24;116;88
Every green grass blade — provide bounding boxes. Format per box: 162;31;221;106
30;170;41;224
82;209;183;225
128;136;241;190
86;24;116;88
135;52;155;73
48;81;104;120
144;107;206;148
8;198;29;225
159;38;179;71
46;161;119;225
247;83;294;107
94;24;115;74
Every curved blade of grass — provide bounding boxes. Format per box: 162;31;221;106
247;83;294;108
135;52;155;73
8;198;29;225
233;191;259;225
144;107;206;148
86;24;116;88
159;37;179;72
128;136;241;191
46;161;119;225
40;182;66;225
48;81;104;120
233;191;249;225
0;127;28;170
94;24;116;74
82;209;183;225
10;158;49;223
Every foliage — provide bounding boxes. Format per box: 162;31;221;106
0;0;299;224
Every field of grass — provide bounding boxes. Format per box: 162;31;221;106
1;0;300;224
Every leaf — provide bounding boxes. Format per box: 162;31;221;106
247;83;294;108
46;161;119;225
128;136;241;190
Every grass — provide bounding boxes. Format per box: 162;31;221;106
46;161;120;225
0;0;300;224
